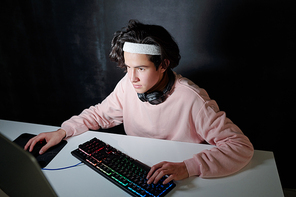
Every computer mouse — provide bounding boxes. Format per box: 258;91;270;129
30;140;47;157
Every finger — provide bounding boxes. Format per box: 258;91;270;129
24;138;33;150
147;170;159;184
148;168;168;184
147;166;156;179
153;170;165;184
147;166;162;184
162;175;174;185
154;169;171;184
27;135;45;152
24;135;39;150
39;143;51;154
28;138;39;152
39;136;61;154
147;161;166;179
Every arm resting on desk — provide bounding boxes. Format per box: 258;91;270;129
184;101;254;178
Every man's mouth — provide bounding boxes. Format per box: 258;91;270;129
133;84;142;89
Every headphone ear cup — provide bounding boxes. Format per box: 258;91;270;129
137;93;147;102
146;91;163;105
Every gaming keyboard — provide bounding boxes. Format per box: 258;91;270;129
71;137;176;197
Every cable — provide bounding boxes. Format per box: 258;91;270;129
42;162;83;171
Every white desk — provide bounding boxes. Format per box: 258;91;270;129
0;119;284;197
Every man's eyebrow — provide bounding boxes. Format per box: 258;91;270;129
124;64;149;68
135;65;149;68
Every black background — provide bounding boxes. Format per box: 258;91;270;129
1;0;295;189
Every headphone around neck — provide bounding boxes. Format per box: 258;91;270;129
137;69;175;105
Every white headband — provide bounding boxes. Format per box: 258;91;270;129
123;42;161;55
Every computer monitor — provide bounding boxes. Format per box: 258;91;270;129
0;133;57;197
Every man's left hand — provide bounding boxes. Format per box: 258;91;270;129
146;161;189;184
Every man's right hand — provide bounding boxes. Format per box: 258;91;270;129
24;129;66;154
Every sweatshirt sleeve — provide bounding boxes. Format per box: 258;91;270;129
61;76;125;138
183;100;254;178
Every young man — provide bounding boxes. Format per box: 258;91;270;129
25;20;254;185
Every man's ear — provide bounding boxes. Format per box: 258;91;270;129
160;59;170;72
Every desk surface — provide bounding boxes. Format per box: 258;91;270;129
0;119;284;197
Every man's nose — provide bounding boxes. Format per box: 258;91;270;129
129;69;139;82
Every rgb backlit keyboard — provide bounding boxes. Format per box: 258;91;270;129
71;137;176;197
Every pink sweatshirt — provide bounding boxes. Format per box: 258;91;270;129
61;72;254;178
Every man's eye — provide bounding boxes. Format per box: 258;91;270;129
138;68;145;71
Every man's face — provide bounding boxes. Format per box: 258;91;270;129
124;52;166;94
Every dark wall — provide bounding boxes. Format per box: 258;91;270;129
1;0;295;188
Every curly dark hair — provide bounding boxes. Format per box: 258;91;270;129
109;20;181;70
